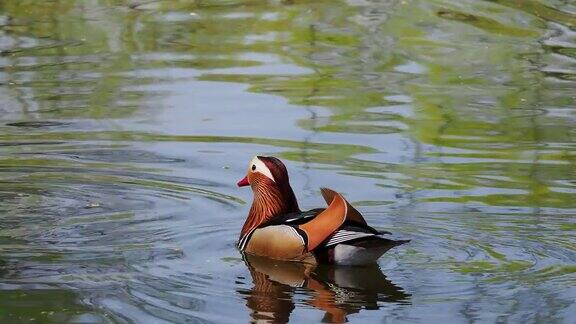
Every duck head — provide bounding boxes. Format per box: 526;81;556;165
237;156;300;237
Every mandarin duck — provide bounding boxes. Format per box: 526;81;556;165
237;156;408;265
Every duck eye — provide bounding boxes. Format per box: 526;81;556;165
251;164;256;171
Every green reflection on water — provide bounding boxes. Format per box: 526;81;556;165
0;289;107;323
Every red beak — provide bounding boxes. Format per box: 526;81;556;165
237;176;249;187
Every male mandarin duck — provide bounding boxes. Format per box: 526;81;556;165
237;156;408;265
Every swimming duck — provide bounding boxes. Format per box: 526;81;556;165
237;156;408;265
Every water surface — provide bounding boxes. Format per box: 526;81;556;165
0;0;575;322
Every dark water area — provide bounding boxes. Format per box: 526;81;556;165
0;0;575;322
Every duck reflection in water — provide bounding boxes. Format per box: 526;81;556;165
238;254;410;323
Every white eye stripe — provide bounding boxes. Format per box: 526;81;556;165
250;156;275;182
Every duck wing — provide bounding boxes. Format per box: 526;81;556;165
320;188;368;226
254;190;395;257
299;191;348;252
264;208;324;226
321;188;389;235
316;226;410;265
322;225;378;247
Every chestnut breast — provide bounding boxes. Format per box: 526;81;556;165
245;225;307;260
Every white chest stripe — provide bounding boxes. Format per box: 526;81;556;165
237;229;256;251
287;226;306;246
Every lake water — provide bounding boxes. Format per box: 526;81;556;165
0;0;575;323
